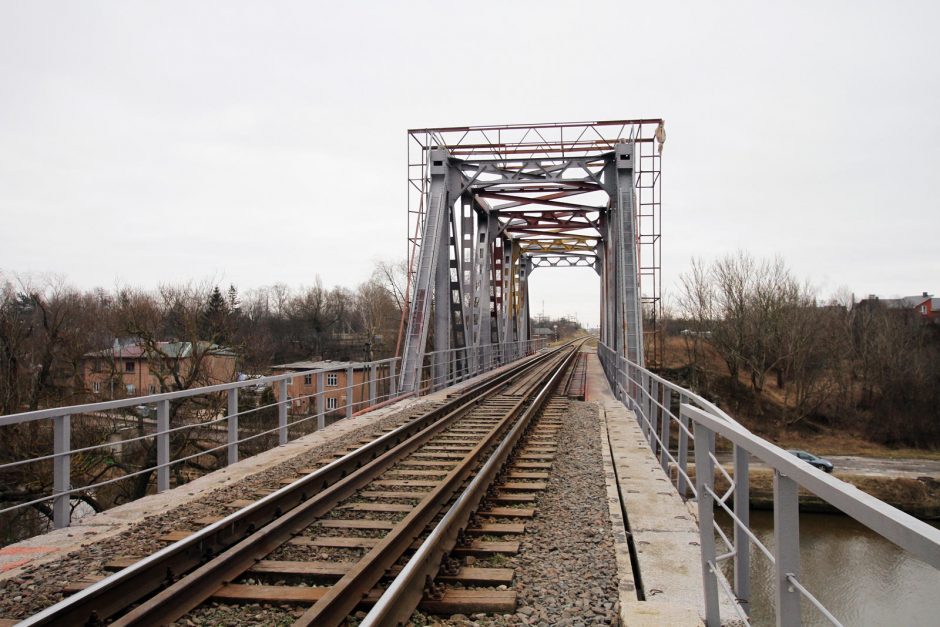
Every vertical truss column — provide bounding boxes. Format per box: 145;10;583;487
492;234;504;362
472;210;495;369
400;149;450;393
519;255;531;344
501;238;515;353
597;214;610;348
460;195;476;340
609;142;644;366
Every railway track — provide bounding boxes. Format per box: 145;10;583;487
21;341;583;626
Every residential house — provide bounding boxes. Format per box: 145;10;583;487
533;327;554;339
82;340;237;398
858;292;939;323
270;359;372;416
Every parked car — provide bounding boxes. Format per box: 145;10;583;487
787;450;834;473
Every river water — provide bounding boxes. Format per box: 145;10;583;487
717;510;940;626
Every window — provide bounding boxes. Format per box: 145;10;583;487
327;373;338;387
93;381;100;394
921;305;928;314
304;373;313;386
148;384;156;395
126;384;136;395
326;397;337;410
125;360;135;373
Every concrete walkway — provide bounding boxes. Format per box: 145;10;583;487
587;351;738;626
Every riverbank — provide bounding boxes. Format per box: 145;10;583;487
683;467;940;520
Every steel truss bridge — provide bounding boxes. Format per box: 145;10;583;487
2;119;938;627
397;120;663;393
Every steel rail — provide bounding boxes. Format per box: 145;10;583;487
363;342;582;625
296;347;578;624
114;348;572;626
19;344;566;627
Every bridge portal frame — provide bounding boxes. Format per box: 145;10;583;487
399;119;664;393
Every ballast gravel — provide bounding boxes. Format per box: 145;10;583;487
1;399;622;626
414;401;620;627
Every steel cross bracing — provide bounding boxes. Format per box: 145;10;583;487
399;120;664;393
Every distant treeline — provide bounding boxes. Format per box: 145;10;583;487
673;251;940;448
0;260;413;415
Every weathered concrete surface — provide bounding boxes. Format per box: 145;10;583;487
587;352;738;625
0;358;530;581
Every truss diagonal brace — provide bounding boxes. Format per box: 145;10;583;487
399;150;451;393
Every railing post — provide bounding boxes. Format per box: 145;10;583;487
733;444;751;611
227;388;238;466
389;360;398;398
660;388;672;472
369;364;377;407
346;366;354;418
620;357;626;403
650;378;660;454
692;414;721;627
773;470;801;627
627;359;634;405
447;349;455;387
52;414;71;529
677;394;690;498
278;379;288;445
156;400;170;492
316;372;325;430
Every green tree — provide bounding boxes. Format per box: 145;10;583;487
202;286;228;342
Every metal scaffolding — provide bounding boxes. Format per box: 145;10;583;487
400;119;664;392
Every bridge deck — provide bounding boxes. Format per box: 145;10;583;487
587;352;739;625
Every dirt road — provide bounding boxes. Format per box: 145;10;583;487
714;453;940;478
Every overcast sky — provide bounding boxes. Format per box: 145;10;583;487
2;2;938;326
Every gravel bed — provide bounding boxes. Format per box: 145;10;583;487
0;400;439;622
415;400;618;627
2;389;620;626
175;401;617;627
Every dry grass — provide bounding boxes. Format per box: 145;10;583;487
659;333;940;460
769;432;940;461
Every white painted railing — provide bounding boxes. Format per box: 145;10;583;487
598;341;940;627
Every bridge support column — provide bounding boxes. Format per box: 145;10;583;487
519;255;531;346
604;142;644;367
432;183;450;391
399;149;454;393
474;212;498;370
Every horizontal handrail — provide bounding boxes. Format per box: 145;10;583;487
684;403;940;568
596;339;940;626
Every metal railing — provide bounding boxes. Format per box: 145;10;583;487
0;338;545;536
598;341;940;627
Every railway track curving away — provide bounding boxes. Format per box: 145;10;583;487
20;340;584;627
